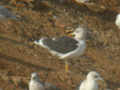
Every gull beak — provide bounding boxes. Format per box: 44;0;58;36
66;29;75;37
68;32;75;37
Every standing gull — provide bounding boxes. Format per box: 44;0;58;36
77;71;104;90
29;72;60;90
34;26;87;72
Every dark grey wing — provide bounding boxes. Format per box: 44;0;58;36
42;38;59;49
55;36;78;44
42;36;78;54
44;82;60;90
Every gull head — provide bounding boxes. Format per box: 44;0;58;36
72;26;87;40
87;71;103;81
31;72;40;80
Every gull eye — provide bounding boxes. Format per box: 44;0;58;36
94;75;98;78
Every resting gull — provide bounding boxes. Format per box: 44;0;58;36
34;26;87;72
29;72;60;90
77;71;104;90
115;13;120;29
0;5;17;20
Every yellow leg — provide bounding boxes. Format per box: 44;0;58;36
65;60;69;72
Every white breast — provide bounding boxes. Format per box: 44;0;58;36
29;80;45;90
115;14;120;29
79;80;98;90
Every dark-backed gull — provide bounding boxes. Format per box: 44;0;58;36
29;72;60;90
0;5;17;20
77;71;104;90
34;26;87;72
115;13;120;29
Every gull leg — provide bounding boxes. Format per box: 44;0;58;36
65;60;69;72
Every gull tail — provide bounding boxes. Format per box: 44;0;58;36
34;38;46;47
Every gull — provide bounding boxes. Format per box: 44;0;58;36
75;0;89;3
115;13;120;29
77;71;104;90
0;5;17;20
34;26;87;72
29;72;60;90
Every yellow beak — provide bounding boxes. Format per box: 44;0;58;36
68;32;75;37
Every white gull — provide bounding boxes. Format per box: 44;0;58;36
29;72;60;90
78;71;103;90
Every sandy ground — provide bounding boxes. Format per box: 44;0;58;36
0;0;120;90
